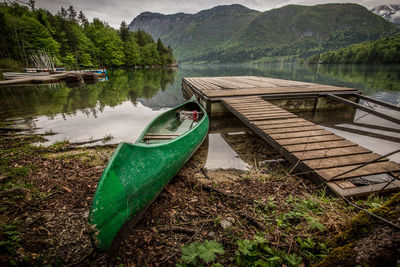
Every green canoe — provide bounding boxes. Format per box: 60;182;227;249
89;96;209;251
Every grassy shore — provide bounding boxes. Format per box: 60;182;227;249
0;123;398;266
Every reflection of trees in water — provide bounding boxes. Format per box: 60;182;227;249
307;64;400;94
96;68;176;107
0;68;177;119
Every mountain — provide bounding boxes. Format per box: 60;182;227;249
129;4;399;63
371;4;400;26
129;4;260;61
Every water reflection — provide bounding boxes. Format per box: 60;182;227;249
0;63;399;145
204;133;250;170
35;102;168;146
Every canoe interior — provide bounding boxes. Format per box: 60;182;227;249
140;101;204;144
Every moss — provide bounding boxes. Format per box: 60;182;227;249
333;192;400;246
317;193;400;266
315;243;356;267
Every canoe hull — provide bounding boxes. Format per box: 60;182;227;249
89;98;209;251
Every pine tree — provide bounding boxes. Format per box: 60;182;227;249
119;21;129;42
28;0;35;11
137;29;145;46
59;6;68;19
78;11;88;26
68;5;77;21
157;38;164;53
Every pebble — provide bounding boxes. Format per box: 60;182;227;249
220;217;235;229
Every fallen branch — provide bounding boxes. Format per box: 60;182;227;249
157;225;196;234
239;213;267;231
200;183;253;204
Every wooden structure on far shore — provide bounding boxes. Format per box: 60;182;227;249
0;71;104;86
182;76;400;197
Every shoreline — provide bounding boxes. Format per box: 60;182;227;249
1;123;398;265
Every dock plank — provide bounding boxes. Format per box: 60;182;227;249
269;130;333;140
258;121;316;129
254;118;307;126
285;140;357;152
203;86;358;98
261;125;323;134
242;110;293;116
303;153;385;170
317;161;400;180
276;135;345;145
248;114;298;121
292;146;371;160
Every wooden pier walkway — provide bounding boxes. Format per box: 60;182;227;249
182;76;400;197
222;96;400;197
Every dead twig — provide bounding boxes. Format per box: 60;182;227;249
157;225;196;234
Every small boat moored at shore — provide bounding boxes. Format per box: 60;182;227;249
89;96;209;251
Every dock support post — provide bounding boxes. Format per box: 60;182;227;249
206;100;212;115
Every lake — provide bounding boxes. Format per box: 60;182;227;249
1;63;400;162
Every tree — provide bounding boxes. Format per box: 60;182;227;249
123;34;141;66
78;11;88;26
68;5;77;21
119;21;129;42
157;38;164;54
28;0;35;11
58;6;67;19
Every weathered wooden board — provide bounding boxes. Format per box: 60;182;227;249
241;109;289;114
335;180;356;189
285;140;357;152
316;161;400;180
260;125;323;134
254;118;307;126
292;146;371;160
269;130;333;140
235;107;284;112
276;135;345;145
328;179;400;197
202;86;358;98
258;121;316;129
249;114;298;121
303;153;385;170
245;111;296;117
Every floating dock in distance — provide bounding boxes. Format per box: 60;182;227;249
182;76;360;117
182;76;400;197
0;71;102;86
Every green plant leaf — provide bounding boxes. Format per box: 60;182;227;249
283;254;302;267
198;240;225;263
181;242;201;265
306;216;326;232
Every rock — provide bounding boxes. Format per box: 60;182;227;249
220;217;235;229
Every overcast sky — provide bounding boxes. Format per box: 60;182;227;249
34;0;400;28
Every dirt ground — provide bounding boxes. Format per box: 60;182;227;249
0;121;399;266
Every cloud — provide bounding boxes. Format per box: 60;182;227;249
34;0;400;28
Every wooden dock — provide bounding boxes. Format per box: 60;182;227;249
222;96;400;197
0;71;101;86
182;76;360;116
182;76;400;197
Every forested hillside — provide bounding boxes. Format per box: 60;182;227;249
129;3;398;63
308;35;400;64
0;2;175;68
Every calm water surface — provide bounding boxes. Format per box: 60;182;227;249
1;64;399;152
